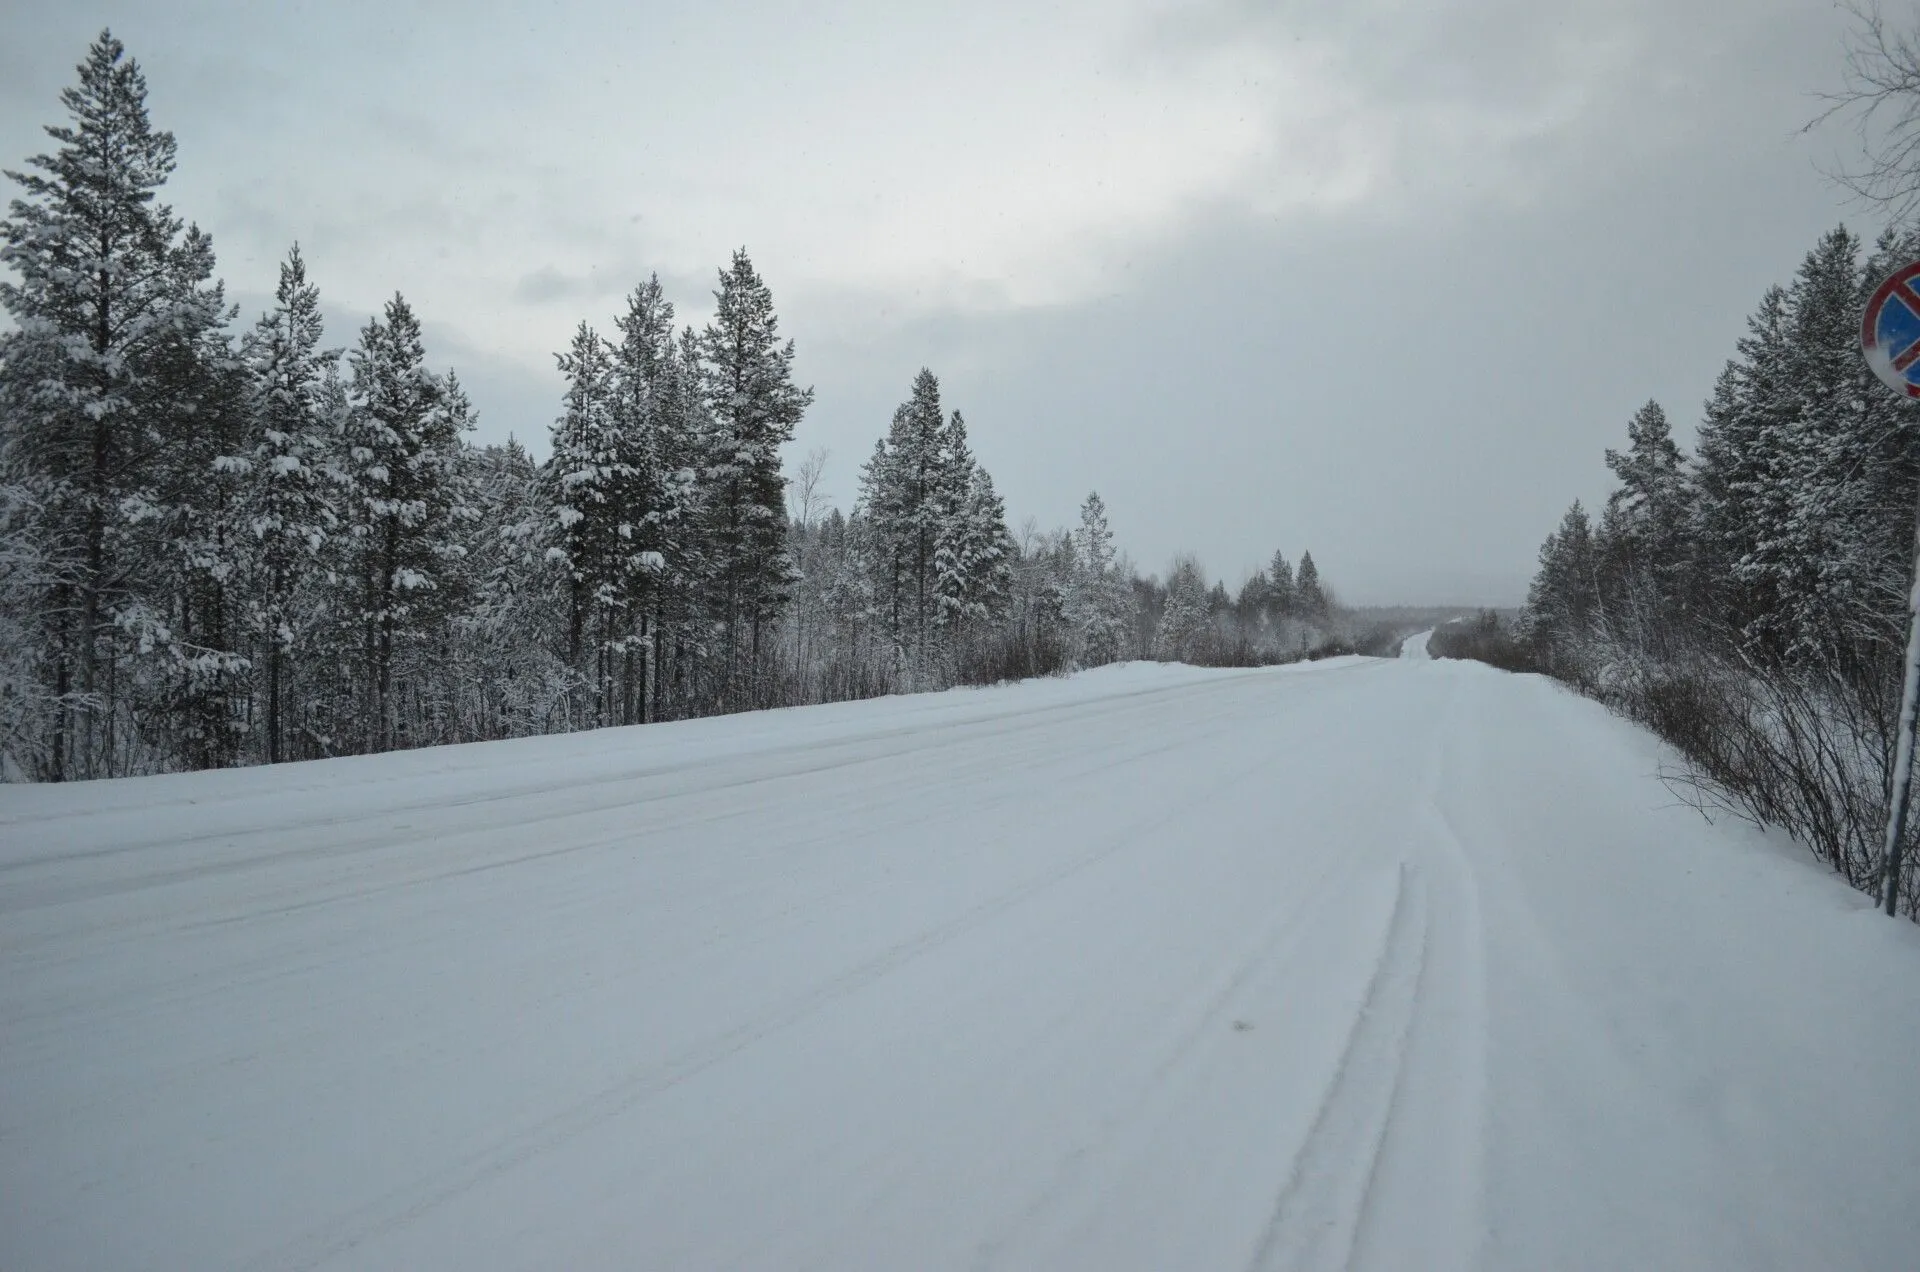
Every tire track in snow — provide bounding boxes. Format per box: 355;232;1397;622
958;854;1374;1272
1242;669;1472;1272
1343;668;1490;1272
245;717;1314;1272
1245;859;1432;1272
0;663;1387;914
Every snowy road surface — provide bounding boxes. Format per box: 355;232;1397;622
4;657;1919;1270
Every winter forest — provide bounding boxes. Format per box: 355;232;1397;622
1490;223;1920;916
0;33;1363;783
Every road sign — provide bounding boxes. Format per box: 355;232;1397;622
1861;261;1920;398
1862;259;1920;916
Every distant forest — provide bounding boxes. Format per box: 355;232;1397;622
0;32;1384;783
1440;223;1920;917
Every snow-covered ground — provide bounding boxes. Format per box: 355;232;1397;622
4;657;1918;1270
1400;628;1433;659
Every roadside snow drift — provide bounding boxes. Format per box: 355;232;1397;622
3;657;1917;1271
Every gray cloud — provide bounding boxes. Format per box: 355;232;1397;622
0;0;1876;603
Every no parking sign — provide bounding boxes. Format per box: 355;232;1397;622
1861;260;1920;398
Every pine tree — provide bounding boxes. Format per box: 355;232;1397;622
652;323;710;719
1154;557;1210;661
455;437;562;743
338;294;473;751
1524;501;1600;662
1267;550;1296;620
239;244;340;762
1063;491;1132;665
1598;399;1689;622
1235;571;1269;625
0;30;217;778
935;454;1014;631
150;227;251;771
697;249;812;706
1295;551;1327;621
606;275;679;723
546;321;629;723
932;411;1012;632
1692;284;1794;644
859;368;949;675
1748;227;1867;659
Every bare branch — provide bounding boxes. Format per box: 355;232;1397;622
1809;1;1920;225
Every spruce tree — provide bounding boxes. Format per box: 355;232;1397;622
338;294;473;750
1064;491;1131;665
1154;557;1209;661
1600;399;1688;621
152;227;251;770
0;30;212;777
607;275;679;723
1267;550;1296;620
1295;551;1327;621
239;244;340;762
1524;501;1599;661
932;411;1012;631
697;249;811;706
936;454;1014;631
1235;571;1269;625
1693;282;1798;653
1757;227;1867;659
859;368;948;674
547;321;627;721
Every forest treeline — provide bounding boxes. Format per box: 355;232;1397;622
0;33;1367;782
1476;223;1920;917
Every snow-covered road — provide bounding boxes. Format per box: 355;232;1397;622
4;657;1918;1270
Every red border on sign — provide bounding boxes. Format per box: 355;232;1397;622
1862;260;1920;398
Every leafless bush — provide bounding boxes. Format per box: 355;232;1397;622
1557;623;1916;917
951;622;1073;686
1428;611;1537;672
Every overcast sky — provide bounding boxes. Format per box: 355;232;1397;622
0;0;1879;603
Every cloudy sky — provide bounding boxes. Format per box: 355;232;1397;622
0;0;1878;603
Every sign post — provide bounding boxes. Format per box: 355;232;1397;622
1859;261;1920;916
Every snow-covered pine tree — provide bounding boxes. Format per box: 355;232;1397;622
1598;399;1689;639
935;451;1014;634
697;249;812;707
1063;491;1132;666
0;30;224;778
932;411;1013;634
1267;551;1296;620
1524;501;1599;666
451;437;565;744
1742;227;1867;661
338;294;474;751
930;408;976;635
1295;551;1327;622
148;224;252;772
604;275;680;723
239;244;340;762
1692;282;1797;654
1154;557;1210;661
859;368;949;679
546;321;631;725
645;323;711;718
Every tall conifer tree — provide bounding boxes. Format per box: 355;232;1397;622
698;249;811;705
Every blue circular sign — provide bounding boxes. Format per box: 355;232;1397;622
1862;260;1920;399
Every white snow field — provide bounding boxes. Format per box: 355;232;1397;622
4;657;1919;1271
